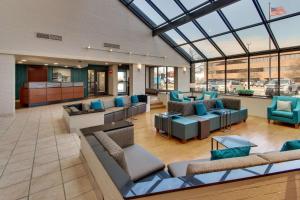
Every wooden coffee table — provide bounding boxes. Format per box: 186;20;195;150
211;135;257;150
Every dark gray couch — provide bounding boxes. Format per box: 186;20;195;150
168;98;248;133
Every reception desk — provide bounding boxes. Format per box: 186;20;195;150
20;82;84;107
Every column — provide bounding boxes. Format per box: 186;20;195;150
108;64;118;96
129;64;145;96
0;54;15;116
176;66;190;92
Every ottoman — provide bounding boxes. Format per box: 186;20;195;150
171;117;198;142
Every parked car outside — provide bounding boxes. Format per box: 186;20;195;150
264;79;299;96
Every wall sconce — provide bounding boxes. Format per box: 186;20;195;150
137;64;142;71
183;67;187;73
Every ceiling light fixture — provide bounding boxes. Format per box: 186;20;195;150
87;44;91;49
54;63;59;65
64;65;68;68
44;64;49;66
17;61;23;64
21;59;27;62
109;49;113;52
105;62;108;65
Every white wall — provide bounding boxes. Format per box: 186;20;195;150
177;67;190;92
130;64;145;95
0;54;15;116
0;0;189;67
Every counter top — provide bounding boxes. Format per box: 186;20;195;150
24;82;84;88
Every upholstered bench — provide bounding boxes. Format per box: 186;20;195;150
171;117;198;142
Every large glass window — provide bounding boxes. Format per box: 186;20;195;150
178;44;203;61
165;29;186;45
151;0;183;19
226;58;248;94
179;0;208;10
280;52;300;96
259;0;300;20
196;12;229;36
148;66;177;91
193;40;221;58
178;22;204;41
213;34;245;56
194;62;206;92
250;54;278;96
118;70;128;94
208;60;225;93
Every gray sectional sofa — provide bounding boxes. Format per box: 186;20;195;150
166;98;248;141
63;95;149;132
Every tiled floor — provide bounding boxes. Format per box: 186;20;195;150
0;104;98;200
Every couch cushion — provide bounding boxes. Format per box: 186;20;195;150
167;158;209;177
277;96;297;109
272;110;293;119
115;97;125;107
258;149;300;163
90;100;104;110
123;144;165;181
281;140;300;152
211;147;250;160
103;99;115;109
186;155;268;176
82;103;90;111
195;103;207;116
215;99;224;109
94;132;128;173
276;100;292;112
204;94;211;100
131;95;139;104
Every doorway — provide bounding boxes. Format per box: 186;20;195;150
88;70;107;96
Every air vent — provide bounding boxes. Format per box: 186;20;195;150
36;32;62;41
104;43;120;49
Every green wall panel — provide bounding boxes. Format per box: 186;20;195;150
15;64;27;100
48;66;53;81
71;68;88;97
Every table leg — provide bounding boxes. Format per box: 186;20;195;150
211;138;213;150
217;141;219;150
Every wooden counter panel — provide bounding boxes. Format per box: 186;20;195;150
28;88;46;96
29;95;47;104
62;93;74;100
73;87;84;98
62;87;74;94
47;88;62;95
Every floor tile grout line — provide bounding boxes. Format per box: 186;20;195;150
52;108;68;200
0;111;33;179
26;109;42;198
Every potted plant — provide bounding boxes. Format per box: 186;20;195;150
237;89;254;96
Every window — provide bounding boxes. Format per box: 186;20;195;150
259;0;300;20
213;34;245;56
151;0;183;19
178;44;203;61
118;70;128;94
196;12;229;36
178;22;204;41
179;0;208;10
165;29;186;45
148;66;176;91
280;52;300;96
226;58;248;94
250;54;278;96
194;62;206;92
193;40;221;58
208;60;225;93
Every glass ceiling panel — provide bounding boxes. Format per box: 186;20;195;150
270;15;300;48
213;33;244;55
133;0;165;25
165;29;186;45
237;25;275;52
151;0;183;19
259;0;300;20
222;0;262;28
194;40;221;58
178;22;205;41
179;0;208;10
196;12;229;36
178;44;203;60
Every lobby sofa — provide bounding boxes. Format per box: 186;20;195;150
80;125;300;199
167;98;247;141
196;91;218;100
63;95;149;133
169;90;191;102
267;96;300;128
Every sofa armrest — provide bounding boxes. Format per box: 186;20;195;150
183;97;191;101
267;101;276;115
220;98;241;110
293;102;300;122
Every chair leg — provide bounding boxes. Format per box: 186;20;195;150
295;124;299;129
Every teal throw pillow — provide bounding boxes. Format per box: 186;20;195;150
195;103;207;116
211;147;251;160
90;100;104;110
115;97;125;107
216;99;224;109
280;140;300;152
131;95;139;104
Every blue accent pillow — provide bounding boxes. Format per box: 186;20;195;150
131;95;139;104
115;97;125;107
280;140;300;152
90;100;104;110
211;147;251;160
195;103;207;116
216;99;224;109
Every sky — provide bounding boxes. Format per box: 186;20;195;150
132;0;300;59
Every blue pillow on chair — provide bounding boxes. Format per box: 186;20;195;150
90;100;104;110
115;97;125;107
195;103;207;116
216;99;224;109
211;147;250;160
131;95;139;104
280;140;300;152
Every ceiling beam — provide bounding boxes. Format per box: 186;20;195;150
152;0;240;36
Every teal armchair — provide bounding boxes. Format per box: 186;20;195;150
196;91;218;101
267;96;300;128
169;90;191;102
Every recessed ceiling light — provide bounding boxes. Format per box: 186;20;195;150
64;65;68;68
105;63;108;65
44;64;48;66
21;59;27;62
17;61;23;64
118;64;121;66
109;49;113;52
77;65;81;68
54;63;59;65
87;44;91;49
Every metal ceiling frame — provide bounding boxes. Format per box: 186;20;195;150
120;0;300;64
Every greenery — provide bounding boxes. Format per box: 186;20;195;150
237;89;254;96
